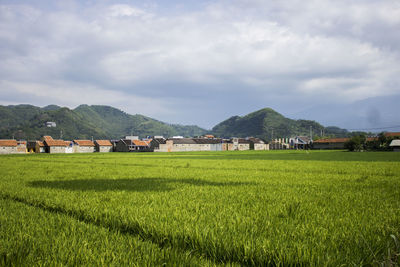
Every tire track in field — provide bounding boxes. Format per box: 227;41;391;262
1;193;289;266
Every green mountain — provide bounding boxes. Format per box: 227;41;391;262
0;104;207;140
73;105;206;139
211;108;348;140
0;104;348;141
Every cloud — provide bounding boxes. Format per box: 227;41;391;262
0;1;399;128
0;80;173;117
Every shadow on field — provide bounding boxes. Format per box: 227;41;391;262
29;178;254;192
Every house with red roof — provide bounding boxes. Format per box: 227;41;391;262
115;139;152;152
94;140;113;152
312;138;350;150
0;140;18;154
73;140;95;153
42;137;68;153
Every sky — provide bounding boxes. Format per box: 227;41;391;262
1;0;400;130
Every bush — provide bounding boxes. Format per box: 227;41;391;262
345;135;366;151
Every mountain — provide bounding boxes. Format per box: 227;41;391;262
211;108;348;140
0;104;207;140
73;105;206;139
0;104;349;141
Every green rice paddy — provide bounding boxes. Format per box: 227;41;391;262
1;150;400;266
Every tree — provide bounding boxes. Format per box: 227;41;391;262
344;135;366;151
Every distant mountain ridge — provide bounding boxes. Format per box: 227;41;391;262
0;104;349;140
212;108;349;139
0;104;207;140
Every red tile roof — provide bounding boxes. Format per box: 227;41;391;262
74;140;95;146
0;140;18;147
132;140;149;146
42;136;54;141
95;140;112;146
366;137;378;142
313;138;350;143
44;140;68;147
17;141;27;145
385;132;400;137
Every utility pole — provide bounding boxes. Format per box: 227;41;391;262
310;126;312;140
271;128;274;141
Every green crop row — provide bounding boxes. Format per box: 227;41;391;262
0;198;217;266
0;150;399;266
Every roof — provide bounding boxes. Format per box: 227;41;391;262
17;141;26;145
37;141;44;147
132;140;149;146
152;138;166;144
247;137;265;144
385;132;400;137
297;136;311;144
169;138;197;144
0;140;18;147
238;138;251;144
44;139;68;147
389;139;400;147
313;138;350;143
194;138;222;144
169;138;223;144
42;136;54;141
95;140;112;146
120;139;149;147
73;140;95;146
366;137;378;142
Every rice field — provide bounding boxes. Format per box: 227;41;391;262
1;150;400;266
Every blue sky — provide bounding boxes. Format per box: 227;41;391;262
1;0;399;130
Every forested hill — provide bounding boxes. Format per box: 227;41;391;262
0;104;348;140
0;104;207;140
211;108;349;139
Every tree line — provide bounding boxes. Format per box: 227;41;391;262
344;133;399;152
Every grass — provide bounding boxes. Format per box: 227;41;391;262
0;150;400;266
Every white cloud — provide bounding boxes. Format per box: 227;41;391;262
0;80;173;117
0;1;399;128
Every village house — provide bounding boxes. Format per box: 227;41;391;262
230;138;251;151
95;140;113;152
0;140;18;154
221;139;234;151
167;138;198;152
115;139;152;152
150;138;167;152
65;141;74;153
312;138;350;150
291;136;312;149
269;138;288;150
27;141;45;153
16;141;27;153
389;140;400;152
43;138;68;153
73;140;95;153
154;138;223;152
247;137;269;150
